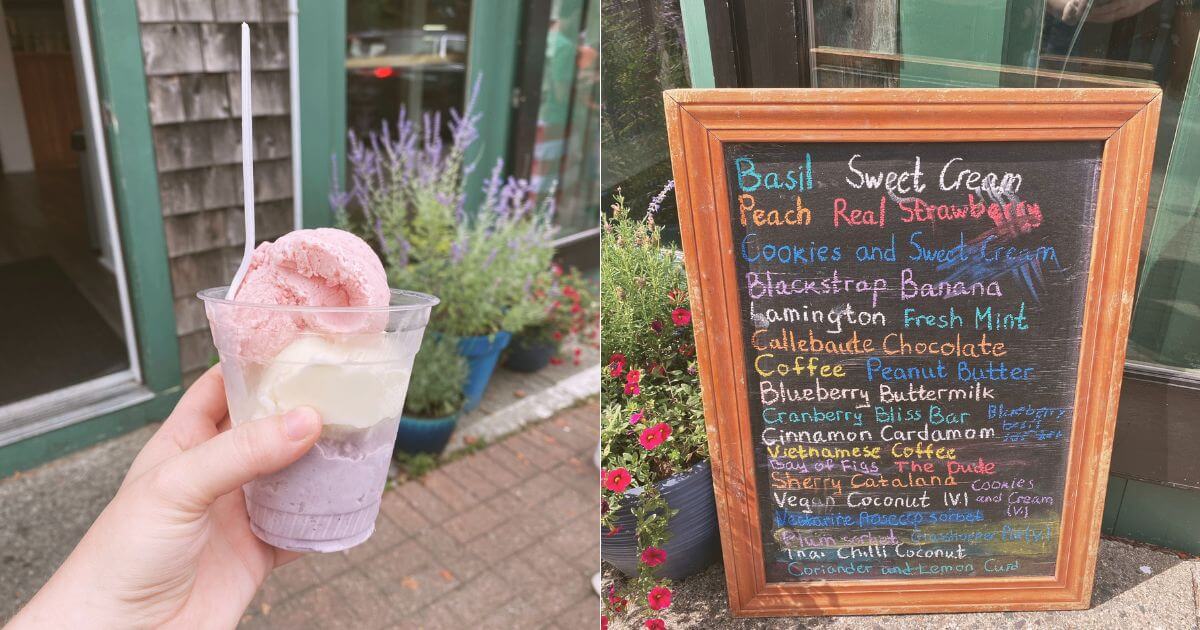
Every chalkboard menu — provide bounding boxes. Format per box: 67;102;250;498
726;141;1101;582
665;88;1159;616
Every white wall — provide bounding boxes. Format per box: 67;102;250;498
0;1;35;173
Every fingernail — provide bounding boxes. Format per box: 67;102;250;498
283;408;320;440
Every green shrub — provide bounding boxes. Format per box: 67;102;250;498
403;336;468;418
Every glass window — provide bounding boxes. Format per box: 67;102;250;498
809;0;1200;374
345;0;471;140
528;0;602;241
600;0;690;240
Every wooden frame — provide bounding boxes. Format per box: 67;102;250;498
662;88;1160;617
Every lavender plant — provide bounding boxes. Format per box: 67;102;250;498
332;78;557;337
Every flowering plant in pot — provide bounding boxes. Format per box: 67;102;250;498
332;78;557;409
600;184;716;628
395;336;469;455
506;263;600;373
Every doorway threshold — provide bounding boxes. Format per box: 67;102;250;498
0;371;152;448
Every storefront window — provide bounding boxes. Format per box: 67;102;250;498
345;0;470;140
601;0;690;236
809;0;1200;373
529;0;601;241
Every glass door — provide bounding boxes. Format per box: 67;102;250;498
0;0;143;446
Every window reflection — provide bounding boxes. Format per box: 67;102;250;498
601;0;690;238
810;0;1200;372
346;1;470;140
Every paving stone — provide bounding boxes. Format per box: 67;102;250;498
328;568;402;628
438;457;502;498
550;413;601;453
269;556;322;596
556;458;601;500
381;564;464;617
462;449;524;488
510;471;567;508
380;491;434;537
344;509;407;565
255;584;356;630
443;501;508;544
465;512;544;566
529;425;580;463
393;479;456;523
413;528;488;581
539;485;595;526
398;597;466;630
440;571;512;624
420;470;480;509
359;539;435;587
556;595;601;629
504;429;565;472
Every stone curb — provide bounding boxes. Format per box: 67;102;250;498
444;364;600;453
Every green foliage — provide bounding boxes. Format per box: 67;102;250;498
333;83;557;338
403;336;468;418
519;264;600;354
600;188;708;488
393;451;439;481
601;484;675;620
389;185;557;337
600;187;706;625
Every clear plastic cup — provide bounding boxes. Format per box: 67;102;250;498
198;287;438;552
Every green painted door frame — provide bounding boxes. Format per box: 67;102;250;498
298;0;346;229
0;0;183;477
680;0;716;89
464;1;524;214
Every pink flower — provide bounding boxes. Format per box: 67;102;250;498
624;369;642;395
647;586;672;611
601;616;609;630
640;546;667;567
639;423;671;450
603;467;632;493
629;410;644;425
645;620;666;630
671;307;691;326
609;353;626;378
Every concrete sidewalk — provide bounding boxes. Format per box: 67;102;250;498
603;538;1200;629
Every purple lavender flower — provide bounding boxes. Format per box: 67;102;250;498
647;180;675;216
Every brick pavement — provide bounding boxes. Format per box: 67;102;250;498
239;402;601;630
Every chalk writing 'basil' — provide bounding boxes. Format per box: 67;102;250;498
726;142;1102;581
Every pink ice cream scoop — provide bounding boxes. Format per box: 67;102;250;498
220;228;390;361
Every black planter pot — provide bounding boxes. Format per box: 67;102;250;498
504;335;558;373
601;460;720;580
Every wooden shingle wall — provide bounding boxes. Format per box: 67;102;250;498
136;0;296;384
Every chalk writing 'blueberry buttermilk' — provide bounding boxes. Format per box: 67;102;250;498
731;145;1077;581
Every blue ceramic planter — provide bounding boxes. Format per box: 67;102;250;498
395;413;459;455
456;331;512;411
504;335;558;373
601;460;720;580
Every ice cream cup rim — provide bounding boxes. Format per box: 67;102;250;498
197;286;439;313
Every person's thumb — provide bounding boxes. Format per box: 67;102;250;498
150;407;322;511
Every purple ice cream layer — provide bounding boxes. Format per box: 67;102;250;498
244;418;399;552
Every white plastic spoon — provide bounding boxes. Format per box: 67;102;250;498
226;22;255;299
